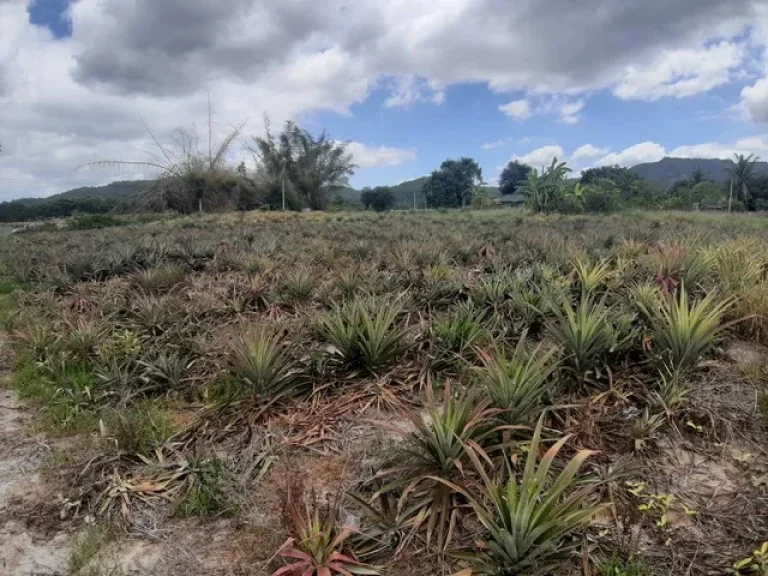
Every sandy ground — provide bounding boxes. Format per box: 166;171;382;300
0;386;70;576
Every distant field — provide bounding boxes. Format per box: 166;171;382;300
1;208;767;576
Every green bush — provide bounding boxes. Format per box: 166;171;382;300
66;213;125;230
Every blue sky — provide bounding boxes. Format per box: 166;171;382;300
2;0;768;198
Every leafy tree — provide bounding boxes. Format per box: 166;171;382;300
252;120;355;211
518;157;571;213
422;157;483;208
727;153;760;207
360;186;396;212
471;187;494;209
688;167;708;187
498;160;532;197
580;165;638;187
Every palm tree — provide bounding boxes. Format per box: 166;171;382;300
728;153;760;207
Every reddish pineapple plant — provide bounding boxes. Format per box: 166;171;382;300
271;481;380;576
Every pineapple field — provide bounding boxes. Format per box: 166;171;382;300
0;209;767;576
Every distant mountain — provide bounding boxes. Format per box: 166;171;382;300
54;180;151;201
631;157;768;186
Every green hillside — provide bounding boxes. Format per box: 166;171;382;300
631;157;768;186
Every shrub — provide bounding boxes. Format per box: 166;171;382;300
66;213;125;231
472;335;558;424
316;297;408;372
450;415;603;575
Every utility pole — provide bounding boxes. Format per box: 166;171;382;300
728;177;733;213
413;188;416;211
280;162;287;211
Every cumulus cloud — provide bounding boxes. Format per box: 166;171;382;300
571;144;610;160
383;76;445;108
1;0;767;199
596;142;667;166
615;40;745;100
481;139;506;150
344;142;417;167
499;99;531;120
512;145;565;168
741;77;768;122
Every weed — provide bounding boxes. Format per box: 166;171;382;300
69;524;121;576
175;457;231;517
100;402;174;455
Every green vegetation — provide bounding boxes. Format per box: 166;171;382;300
1;209;766;576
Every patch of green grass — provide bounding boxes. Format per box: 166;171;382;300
758;390;768;428
13;361;101;433
597;559;648;576
69;524;121;576
175;458;231;517
66;214;125;231
100;402;174;455
0;280;21;294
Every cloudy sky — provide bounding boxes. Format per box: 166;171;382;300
1;0;768;200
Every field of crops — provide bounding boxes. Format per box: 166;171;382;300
1;209;767;576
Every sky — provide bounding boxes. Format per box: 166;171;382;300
2;0;768;200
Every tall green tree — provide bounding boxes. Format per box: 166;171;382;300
728;153;760;207
252;121;355;211
360;186;396;212
498;160;532;197
422;157;483;208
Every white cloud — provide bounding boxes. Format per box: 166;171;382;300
596;142;667;166
383;76;445;108
558;100;585;124
481;139;506;150
741;77;768;122
512;145;565;168
344;142;417;167
1;0;767;199
571;144;610;160
499;99;531;120
615;40;745;100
